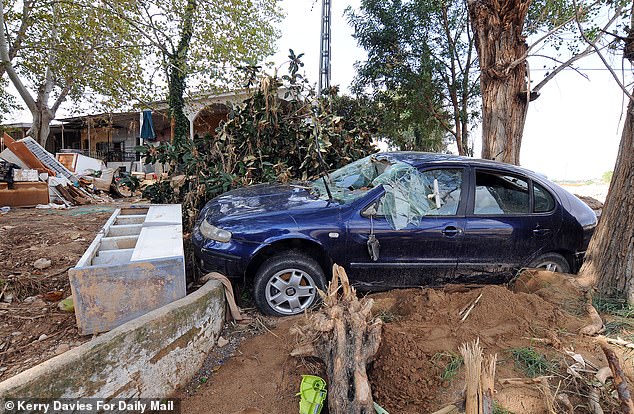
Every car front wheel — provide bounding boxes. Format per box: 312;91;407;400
528;252;571;273
253;252;326;316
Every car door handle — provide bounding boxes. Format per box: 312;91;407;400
533;228;552;236
442;226;463;237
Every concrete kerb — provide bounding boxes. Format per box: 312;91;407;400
0;279;225;403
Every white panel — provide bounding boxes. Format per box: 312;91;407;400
130;225;184;262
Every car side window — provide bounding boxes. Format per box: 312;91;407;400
533;182;555;213
474;171;529;215
375;168;463;229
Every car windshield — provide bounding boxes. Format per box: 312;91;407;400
311;154;401;203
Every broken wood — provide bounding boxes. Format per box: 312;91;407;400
291;264;382;414
459;339;497;414
459;293;483;322
599;335;634;349
499;376;554;386
481;354;497;414
599;339;634;413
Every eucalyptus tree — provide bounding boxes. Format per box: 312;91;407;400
468;0;627;164
104;0;282;142
577;3;634;304
347;0;478;155
0;0;146;146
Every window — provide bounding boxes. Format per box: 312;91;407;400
474;171;529;215
376;168;463;229
533;182;555;213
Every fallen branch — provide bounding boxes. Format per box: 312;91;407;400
599;339;634;413
499;376;554;386
599;335;634;349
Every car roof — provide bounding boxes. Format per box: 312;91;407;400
383;151;546;179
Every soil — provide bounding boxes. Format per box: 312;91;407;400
179;271;628;414
0;205;115;379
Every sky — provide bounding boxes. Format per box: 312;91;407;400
4;0;628;181
273;0;628;181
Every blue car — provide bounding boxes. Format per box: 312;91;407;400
192;152;597;316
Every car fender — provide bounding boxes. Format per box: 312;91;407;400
244;233;334;279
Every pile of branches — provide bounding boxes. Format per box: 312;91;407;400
142;53;378;228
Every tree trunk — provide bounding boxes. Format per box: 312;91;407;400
166;0;196;143
468;0;531;165
580;87;634;303
291;264;382;414
29;104;54;148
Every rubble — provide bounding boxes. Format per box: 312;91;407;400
0;133;116;207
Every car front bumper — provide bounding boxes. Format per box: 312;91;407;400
192;226;261;278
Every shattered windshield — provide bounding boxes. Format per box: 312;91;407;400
311;155;397;203
311;155;463;229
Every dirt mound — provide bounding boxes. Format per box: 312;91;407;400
369;283;588;413
180;272;612;414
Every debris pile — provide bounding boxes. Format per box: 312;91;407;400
0;133;114;208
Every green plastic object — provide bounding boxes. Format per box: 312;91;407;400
297;375;327;414
374;402;390;414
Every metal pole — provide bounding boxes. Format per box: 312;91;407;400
318;0;332;95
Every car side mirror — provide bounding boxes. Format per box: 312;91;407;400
361;204;378;218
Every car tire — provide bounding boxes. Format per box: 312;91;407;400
253;251;326;316
528;252;571;273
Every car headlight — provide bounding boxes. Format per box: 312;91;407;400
199;220;232;242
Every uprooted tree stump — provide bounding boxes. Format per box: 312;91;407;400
291;264;382;414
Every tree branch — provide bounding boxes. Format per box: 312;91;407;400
572;0;634;101
0;0;37;112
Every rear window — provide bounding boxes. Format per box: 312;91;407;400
474;171;529;215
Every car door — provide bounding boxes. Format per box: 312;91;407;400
456;168;562;280
345;166;467;288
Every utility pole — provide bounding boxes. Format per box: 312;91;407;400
318;0;332;95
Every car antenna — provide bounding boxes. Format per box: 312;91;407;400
314;128;333;201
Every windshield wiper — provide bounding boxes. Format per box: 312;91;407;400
313;130;333;202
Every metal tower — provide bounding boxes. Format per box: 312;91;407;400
318;0;332;95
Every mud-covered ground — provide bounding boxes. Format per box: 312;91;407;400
179;271;632;414
0;205;115;379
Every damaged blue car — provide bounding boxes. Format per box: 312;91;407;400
192;152;597;316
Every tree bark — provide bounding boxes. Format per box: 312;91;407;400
166;0;196;143
468;0;531;165
580;86;634;302
291;264;382;414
